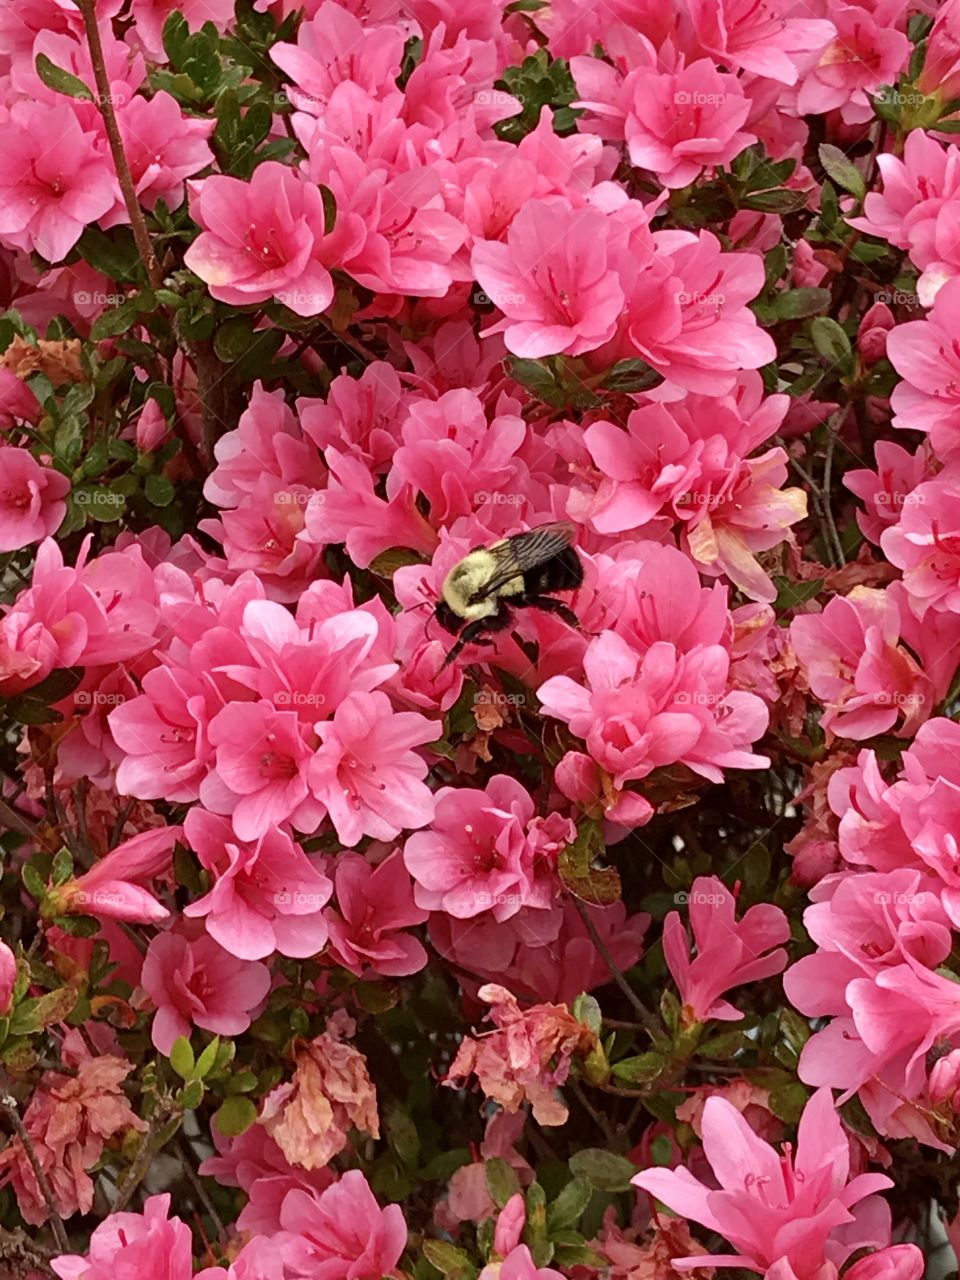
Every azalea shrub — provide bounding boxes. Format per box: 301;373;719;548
2;0;960;1278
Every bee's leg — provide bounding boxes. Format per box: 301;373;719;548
442;608;512;667
522;596;581;628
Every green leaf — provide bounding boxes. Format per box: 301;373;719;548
224;1070;259;1094
385;1104;421;1168
214;1094;258;1137
571;993;602;1036
486;1155;522;1207
169;1035;195;1079
568;1148;637;1192
179;1078;204;1110
773;287;832;320
75;228;143;284
144;473;176;507
818;144;866;202
194;1036;220;1080
611;1052;665;1085
54;416;84;467
699;1029;747;1059
769;1081;809;1124
601;358;660;394
21;863;47;902
213;316;257;363
35;53;93;101
368;546;428;578
558;820;621;906
8;987;78;1036
547;1176;592;1230
51;848;74;887
90;299;141;340
650;1134;673;1166
740;188;809;214
422;1241;476;1280
810;316;853;367
773;576;824;614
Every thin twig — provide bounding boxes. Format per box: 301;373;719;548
821;416;846;567
177;1136;228;1246
569;896;661;1038
112;1108;175;1213
0;1224;57;1277
76;0;162;290
0;1095;69;1251
568;1078;617;1144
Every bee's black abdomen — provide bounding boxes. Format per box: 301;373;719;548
523;546;583;596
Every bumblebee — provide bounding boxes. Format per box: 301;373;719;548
435;521;583;667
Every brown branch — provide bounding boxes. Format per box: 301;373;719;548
177;1136;227;1246
0;1224;57;1277
112;1106;177;1213
0;1095;69;1251
569;895;662;1038
75;0;162;290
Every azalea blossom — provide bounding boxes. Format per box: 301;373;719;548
633;1087;915;1278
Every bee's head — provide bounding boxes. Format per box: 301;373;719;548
434;600;463;635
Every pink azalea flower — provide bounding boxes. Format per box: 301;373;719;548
662;875;790;1026
687;0;835;84
308;690;437;847
298;360;407;475
442;983;597;1126
617;61;756;190
109;662;222;804
326;850;428;976
918;0;960;99
790;959;960;1139
0;368;41;428
403;774;571;923
845;441;937;546
300;130;465;297
199;1122;334;1235
538;630;769;788
471;199;625;358
479;1246;565;1280
0;447;70;552
615;226;777;395
0;535;159;695
790;588;933;739
850;130;960;272
632;1087;896;1277
270;1;406;113
881;474;960;617
183;808;332;961
0;101;115;262
0;940;15;1016
51;1195;192;1280
887;277;960;460
50;826;182;924
99;91;214;227
205;381;327;509
196;1235;286;1280
184;162;363;317
205;700;323;841
797;6;910;123
140;926;271;1054
277;1170;407;1279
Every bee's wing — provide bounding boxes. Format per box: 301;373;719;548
470;521;577;602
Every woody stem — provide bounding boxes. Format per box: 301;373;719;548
0;1094;70;1251
569;895;662;1038
75;0;162;291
